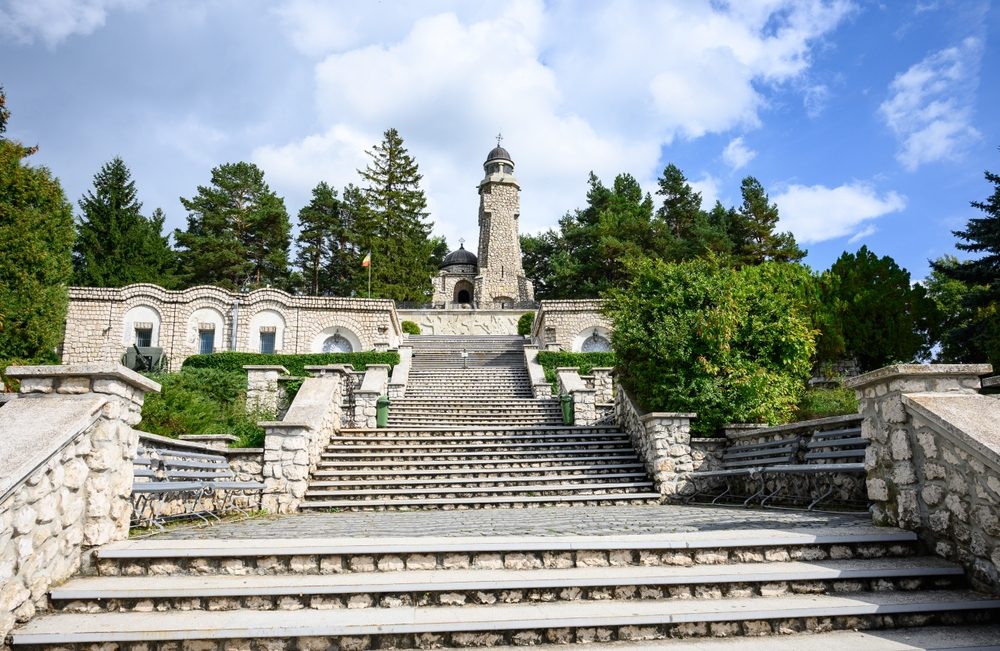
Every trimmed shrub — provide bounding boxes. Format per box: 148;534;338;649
796;386;858;421
401;320;421;335
517;311;535;336
537;351;617;389
182;351;399;376
606;258;816;436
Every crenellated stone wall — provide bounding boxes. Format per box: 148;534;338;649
532;300;612;352
62;284;402;371
847;364;999;592
0;364;159;641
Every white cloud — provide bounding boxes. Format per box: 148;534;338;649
878;37;982;170
774;182;906;244
803;83;831;117
847;223;877;243
0;0;144;46
689;174;721;210
261;0;854;248
722;137;757;170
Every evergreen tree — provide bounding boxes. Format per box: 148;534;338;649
73;157;175;287
925;255;987;363
356;129;436;302
0;87;75;370
653;163;732;261
931;162;1000;365
730;176;805;265
175;162;291;290
294;181;355;296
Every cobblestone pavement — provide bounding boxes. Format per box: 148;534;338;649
151;505;872;540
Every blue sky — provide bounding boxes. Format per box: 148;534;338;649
1;0;997;280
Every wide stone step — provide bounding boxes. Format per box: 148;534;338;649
312;463;647;478
314;454;646;468
336;426;621;435
385;419;565;427
50;558;964;612
303;481;657;499
319;449;638;462
17;590;1000;646
328;431;624;443
299;493;662;509
324;439;630;453
309;472;651;488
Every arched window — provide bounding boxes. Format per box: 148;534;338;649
322;334;353;353
581;332;612;353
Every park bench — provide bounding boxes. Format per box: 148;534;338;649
131;446;265;528
759;424;866;510
686;436;802;506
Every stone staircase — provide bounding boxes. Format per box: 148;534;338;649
13;523;1000;648
300;335;660;510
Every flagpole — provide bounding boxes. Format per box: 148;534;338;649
368;253;372;299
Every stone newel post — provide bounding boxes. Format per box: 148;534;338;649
556;367;596;425
243;365;289;414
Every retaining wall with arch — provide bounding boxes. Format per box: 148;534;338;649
532;299;612;352
62;284;401;370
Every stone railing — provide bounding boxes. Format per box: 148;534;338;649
354;364;390;428
613;387;696;499
846;364;999;592
555;368;596;425
523;345;552;398
259;373;342;513
0;364;159;640
387;346;412;399
243;365;289;414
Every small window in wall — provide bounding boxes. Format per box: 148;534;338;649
134;323;153;348
260;327;276;354
198;330;215;355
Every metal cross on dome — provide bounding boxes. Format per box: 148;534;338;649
496;133;503;147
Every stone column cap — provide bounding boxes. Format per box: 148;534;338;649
640;411;697;422
365;364;393;371
589;367;615;372
303;364;353;375
4;363;161;394
845;363;993;390
241;365;289;374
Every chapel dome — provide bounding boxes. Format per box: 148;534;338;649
485;145;512;164
440;243;478;269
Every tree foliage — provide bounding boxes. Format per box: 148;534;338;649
175;162;291;290
0;87;74;368
354;129;436;301
729;177;805;266
606;258;816;435
930;163;1000;366
819;246;937;372
294;181;357;296
73;157;175;287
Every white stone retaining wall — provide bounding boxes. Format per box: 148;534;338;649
0;364;159;641
523;345;552;399
243;365;289;415
63;284;401;371
396;309;527;336
613;388;695;499
531;300;611;352
847;364;999;592
260;374;342;513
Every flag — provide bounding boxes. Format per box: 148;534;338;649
361;251;371;267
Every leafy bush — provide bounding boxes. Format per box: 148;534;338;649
536;351;617;389
795;386;858;421
139;367;266;446
606;258;816;436
401;320;421;335
182;351;398;376
517;311;535;336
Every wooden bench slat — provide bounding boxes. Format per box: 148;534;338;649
723;445;798;461
804;449;865;460
810;426;862;439
805;436;866;449
156;449;228;462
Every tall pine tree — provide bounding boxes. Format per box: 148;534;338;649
175;162;291;290
730;176;805;266
294;181;359;296
73;157;175;287
356;129;435;301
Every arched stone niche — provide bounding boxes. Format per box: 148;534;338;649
121;305;162;347
312;325;362;354
187;307;226;353
454;280;474;305
248;309;286;354
572;326;613;353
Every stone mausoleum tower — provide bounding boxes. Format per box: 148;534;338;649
432;142;535;308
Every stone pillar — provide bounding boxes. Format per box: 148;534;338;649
590;367;614;404
354;364;391;428
555;367;597;425
845;364;990;529
243;365;289;414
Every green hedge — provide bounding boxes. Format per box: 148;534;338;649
795;386;858;421
536;351;617;389
517;312;535;336
401;320;421;335
182;351;399;376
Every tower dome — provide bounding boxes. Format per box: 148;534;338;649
485;144;512;164
439;242;478;270
484;140;514;176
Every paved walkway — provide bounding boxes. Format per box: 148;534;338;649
150;505;872;540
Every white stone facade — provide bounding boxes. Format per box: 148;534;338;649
62;284;402;371
397;309;528;336
532;300;612;352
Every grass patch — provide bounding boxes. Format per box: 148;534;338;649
139;367;267;447
795;385;858;421
536;351;617;390
182;351;399;376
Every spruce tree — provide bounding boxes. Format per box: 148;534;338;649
356;129;435;302
730;176;805;265
73;157;175;287
295;181;359;296
0;87;74;368
175;162;291;290
931;162;1000;365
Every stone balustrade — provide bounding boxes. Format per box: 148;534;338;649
522;345;552;398
354;364;391;428
613;387;695;499
0;364;160;640
387;346;412;400
555;367;596;425
846;363;999;592
260;375;341;513
243;365;289;415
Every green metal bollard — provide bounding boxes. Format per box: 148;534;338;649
376;395;390;428
560;393;574;425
